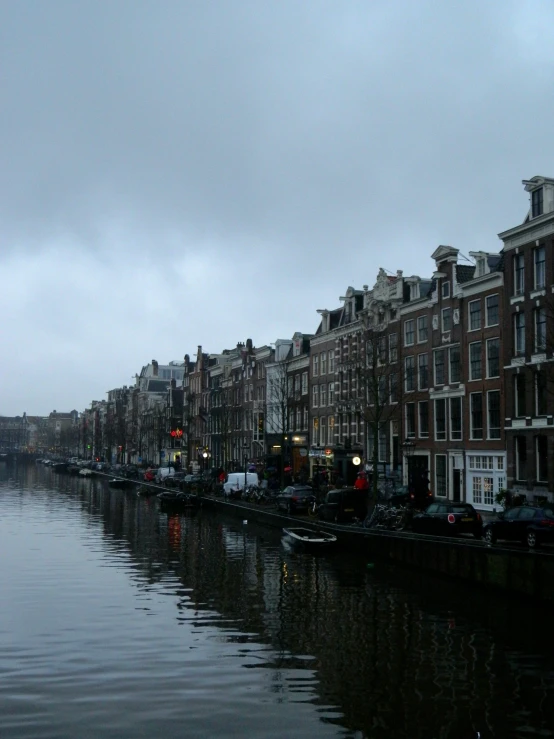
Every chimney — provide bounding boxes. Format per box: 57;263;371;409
170;378;176;389
246;338;253;352
152;360;158;377
197;345;203;370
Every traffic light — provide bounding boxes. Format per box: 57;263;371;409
87;444;91;449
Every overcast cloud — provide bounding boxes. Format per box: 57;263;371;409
1;0;553;415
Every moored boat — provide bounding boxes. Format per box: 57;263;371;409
108;477;132;489
282;527;337;547
157;491;200;510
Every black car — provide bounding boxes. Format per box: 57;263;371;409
275;485;315;514
317;488;367;523
411;502;483;538
483;505;554;548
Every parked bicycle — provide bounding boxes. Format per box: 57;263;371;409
362;502;410;531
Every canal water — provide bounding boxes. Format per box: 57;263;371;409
1;466;554;739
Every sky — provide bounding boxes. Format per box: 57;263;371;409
1;0;554;416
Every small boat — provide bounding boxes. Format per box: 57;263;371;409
108;477;132;489
157;491;200;509
79;468;92;477
282;527;337;547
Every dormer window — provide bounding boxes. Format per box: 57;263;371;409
441;281;450;298
410;283;420;301
532;187;544;218
475;258;486;277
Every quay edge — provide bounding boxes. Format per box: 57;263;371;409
202;495;554;605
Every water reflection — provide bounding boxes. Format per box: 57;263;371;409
1;464;554;738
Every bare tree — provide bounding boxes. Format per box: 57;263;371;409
359;323;404;504
266;358;298;486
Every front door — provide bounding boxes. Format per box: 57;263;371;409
452;468;461;502
408;456;429;498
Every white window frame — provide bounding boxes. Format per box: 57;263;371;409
535;307;546;352
417;315;428;343
441;281;450;299
485;294;499;327
320;383;327;407
486;338;500;379
405;402;416;439
301;372;308;395
313;354;319;376
469;392;483;440
514;253;525;296
418;400;429;439
487;390;501;441
320;352;327;376
449;397;462;441
404;319;415;346
312;384;319;408
441;307;452;333
328;382;334;405
469;342;482;381
418;353;428;390
534;245;546;290
328;350;335;373
537;436;548;482
468;300;481;331
434;398;447;441
405;355;415;392
435;455;447;497
514;312;525;356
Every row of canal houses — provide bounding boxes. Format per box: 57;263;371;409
82;176;554;510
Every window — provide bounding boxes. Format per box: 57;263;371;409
435;399;447;441
532;187;543;218
328;382;334;405
434;349;446;386
377;337;387;364
470;393;483;440
320;383;327;407
320;352;327;375
313;354;319;376
514;253;525;296
303;407;308;429
404;319;415;346
294;375;300;395
537;436;548;482
328;350;335;373
534;246;546;289
442;281;450;298
312;417;319;446
536;371;547;416
319;416;327;445
442;308;452;333
418;401;429;438
406;403;416;438
486;338;500;378
469;300;481;331
390;372;398;403
486;295;499;327
535;307;546;351
450;397;462;440
418;353;429;390
515;437;527;481
389;333;398;362
435;455;447;497
312;385;319;408
466;342;480;381
416;315;427;343
449;346;461;384
514;374;526;417
487;390;501;440
301;372;308;395
405;356;415;392
515;312;525;355
327;416;334;443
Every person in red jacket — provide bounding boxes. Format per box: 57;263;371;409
354;472;369;490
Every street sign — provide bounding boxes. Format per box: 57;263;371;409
160;451;165;458
138;457;142;463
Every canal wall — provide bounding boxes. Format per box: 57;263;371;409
205;496;554;604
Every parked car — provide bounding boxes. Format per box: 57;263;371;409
317;487;367;523
411;502;483;538
275;485;315;514
155;467;175;484
483;505;554;548
223;472;259;497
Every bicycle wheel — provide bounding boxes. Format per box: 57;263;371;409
308;502;318;518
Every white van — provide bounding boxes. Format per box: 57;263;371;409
155;467;176;484
223;472;259;496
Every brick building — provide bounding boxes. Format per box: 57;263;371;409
498;175;554;503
